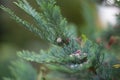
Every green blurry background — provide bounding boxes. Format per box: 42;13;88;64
0;0;102;79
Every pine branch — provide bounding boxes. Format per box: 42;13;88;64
0;6;44;38
1;0;120;80
14;0;55;41
17;44;78;64
0;0;77;44
17;46;65;64
36;0;66;31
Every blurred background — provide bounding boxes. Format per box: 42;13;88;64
0;0;120;80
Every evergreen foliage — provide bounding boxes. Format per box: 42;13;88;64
3;60;37;80
0;0;120;80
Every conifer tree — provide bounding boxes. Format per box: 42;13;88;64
0;0;120;80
